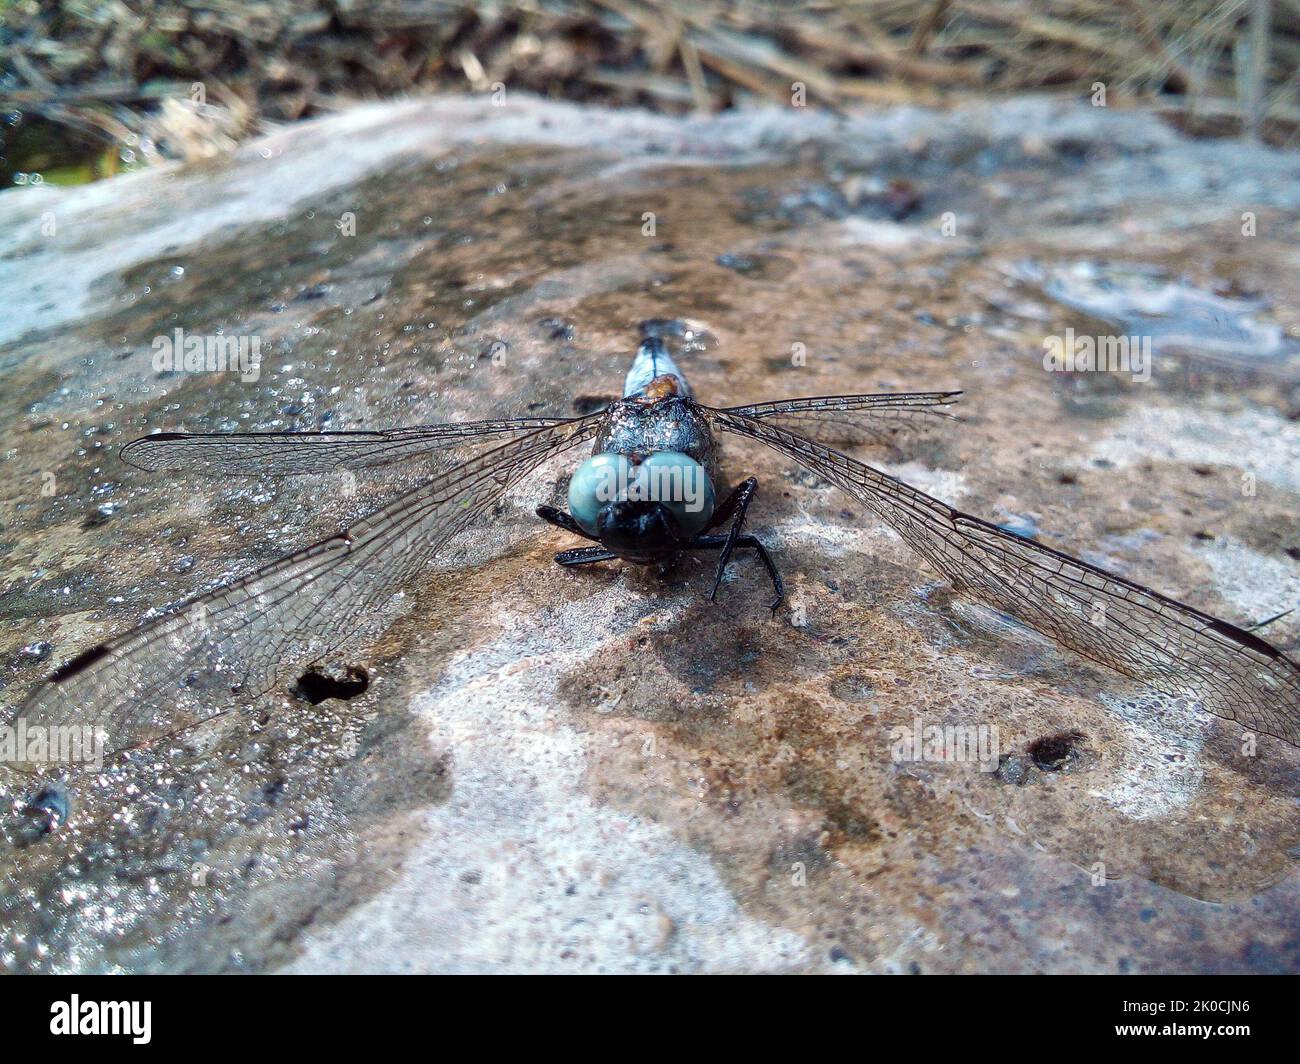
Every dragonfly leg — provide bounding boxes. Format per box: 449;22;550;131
686;531;784;615
555;545;620;566
536;504;599;541
696;477;782;609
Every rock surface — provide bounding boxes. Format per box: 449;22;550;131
1;94;1298;973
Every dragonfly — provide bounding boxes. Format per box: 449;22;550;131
9;332;1300;770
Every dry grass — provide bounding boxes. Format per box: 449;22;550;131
1;0;1295;175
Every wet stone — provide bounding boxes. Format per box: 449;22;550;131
0;95;1298;973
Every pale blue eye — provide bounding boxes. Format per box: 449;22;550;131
568;452;633;534
634;451;715;536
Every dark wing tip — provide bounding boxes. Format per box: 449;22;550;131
120;432;189;470
1207;616;1286;662
48;642;113;683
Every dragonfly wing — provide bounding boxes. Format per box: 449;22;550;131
12;415;602;763
721;392;961;448
120;416;575;475
705;405;1300;747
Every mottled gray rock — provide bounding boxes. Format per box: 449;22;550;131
1;94;1298;973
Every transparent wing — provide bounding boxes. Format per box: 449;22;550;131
11;415;602;764
722;391;961;448
705;405;1300;746
120;416;573;475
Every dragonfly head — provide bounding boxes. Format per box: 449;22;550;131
595;499;683;561
568;450;715;560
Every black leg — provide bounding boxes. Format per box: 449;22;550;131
555;545;620;566
700;477;768;604
685;533;784;612
704;476;757;533
536;505;599;542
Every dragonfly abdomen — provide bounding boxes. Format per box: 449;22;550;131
623;336;691;398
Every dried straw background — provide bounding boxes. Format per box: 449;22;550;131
1;0;1295;174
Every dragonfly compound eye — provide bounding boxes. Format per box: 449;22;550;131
568;450;714;537
632;451;715;536
568;452;635;534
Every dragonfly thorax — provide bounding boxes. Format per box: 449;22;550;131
592;394;718;470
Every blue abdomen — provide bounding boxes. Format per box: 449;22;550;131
623;337;691;398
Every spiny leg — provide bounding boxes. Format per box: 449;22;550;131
700;477;775;605
536;505;598;541
685;533;784;612
538;505;614;567
555;545;620;566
